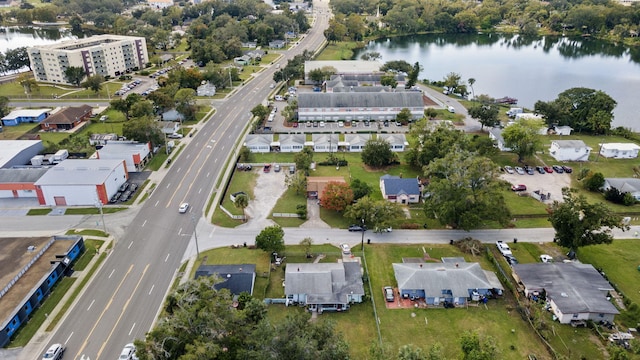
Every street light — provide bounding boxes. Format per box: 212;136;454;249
95;199;106;233
360;218;366;252
191;214;200;259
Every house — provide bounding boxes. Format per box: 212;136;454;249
244;134;272;153
40;105;92;131
312;134;338;153
393;261;504;307
275;134;305;153
549;140;591;161
269;40;286;49
148;0;173;9
284;262;364;312
89;134;118;146
599;143;640;159
95;141;152;172
377;134;408;152
306;176;346;200
552;125;573;136
161;109;184;122
158;121;180;135
197;82;216;97
380;174;420;204
241;41;257;48
234;55;251;66
602;178;640;200
488;128;512;152
195;264;256;296
345;133;371;152
512;262;619;324
245;49;265;60
2;109;51;126
298;93;424;122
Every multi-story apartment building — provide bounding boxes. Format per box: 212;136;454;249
28;35;149;85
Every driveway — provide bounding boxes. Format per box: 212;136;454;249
501;172;572;203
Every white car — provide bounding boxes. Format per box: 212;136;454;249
338;121;344;127
340;243;351;255
540;254;553;263
504;166;515;174
42;344;64;360
178;203;189;213
319;121;325;127
119;343;135;360
496;241;512;256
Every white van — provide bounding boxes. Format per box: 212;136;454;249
268;114;275;122
447;106;455;113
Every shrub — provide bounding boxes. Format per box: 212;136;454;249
583;172;605;192
400;223;420;229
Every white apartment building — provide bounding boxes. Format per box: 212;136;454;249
28;35;149;84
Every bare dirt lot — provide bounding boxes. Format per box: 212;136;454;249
500;172;572;204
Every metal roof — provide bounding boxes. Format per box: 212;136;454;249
0;168;49;183
297;92;423;109
305;60;383;75
34;159;124;186
551;139;588;148
2;109;51;120
0;140;43;168
381;176;420;196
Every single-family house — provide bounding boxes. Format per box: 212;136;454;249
599;143;640;159
89;133;118;146
244;134;272;153
95;141;152;172
158;121;180;135
602;178;640;200
241;41;257;48
285;262;364;312
2;109;51;126
298;93;424;122
306;176;346;200
488;128;512;152
234;55;251;66
312;134;338;153
549;140;591;162
345;133;371;152
552;125;573;136
245;49;265;60
161;109;184;122
276;134;305;153
197;82;216;97
380;174;420;204
269;40;286;49
39;105;92;131
195;264;256;296
512;262;619;324
378;134;408;152
393;261;504;307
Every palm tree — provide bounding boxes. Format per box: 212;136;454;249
234;194;249;221
468;78;476;100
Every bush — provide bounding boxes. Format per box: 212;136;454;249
604;188;637;206
583;172;605;192
400;223;420;229
296;204;307;219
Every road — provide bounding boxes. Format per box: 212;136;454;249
35;4;331;360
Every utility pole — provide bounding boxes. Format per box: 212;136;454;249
191;214;200;258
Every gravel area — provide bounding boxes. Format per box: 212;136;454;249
238;168;287;229
500;171;572;203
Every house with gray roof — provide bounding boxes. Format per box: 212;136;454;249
285;262;364;312
244;134;272;153
269;40;285;49
312;134;338;153
344;133;371;152
377;133;408;152
393;261;503;307
488;128;512;152
197;82;216;97
275;134;305;153
161;109;184;122
549;140;591;161
380;174;420;204
602;178;640;200
512;262;618;324
297;92;424;122
195;264;256;296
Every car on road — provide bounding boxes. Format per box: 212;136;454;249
374;226;393;233
504;166;515;174
562;165;573;173
514;166;525;175
274;164;281;172
496;240;512;256
263;164;271;173
384;286;395;302
42;344;64;360
269;83;275;89
540;254;553;263
340;243;351;255
511;184;527;192
536;166;545;174
543;166;553;173
552;165;564;173
178;203;189;214
348;224;366;232
119;343;135;360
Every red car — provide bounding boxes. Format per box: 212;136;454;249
293;122;299;128
543;166;553;173
263;164;271;173
511;184;527;192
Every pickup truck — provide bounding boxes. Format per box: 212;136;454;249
496;241;512;256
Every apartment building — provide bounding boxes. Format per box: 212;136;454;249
28;35;149;84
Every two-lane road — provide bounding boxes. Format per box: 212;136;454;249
41;4;331;360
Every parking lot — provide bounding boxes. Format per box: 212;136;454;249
501;171;572;203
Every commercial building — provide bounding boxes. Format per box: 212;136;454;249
94;141;151;172
0;168;49;199
0;140;44;168
28;35;149;85
1;109;51;126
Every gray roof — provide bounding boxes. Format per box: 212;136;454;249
297;92;423;109
285;262;364;304
488;127;505;143
344;133;371;146
312;133;338;146
513;262;618;315
244;134;273;146
0;168;49;183
194;264;256;295
393;263;503;298
34;159;124;186
552;139;588;148
381;175;420;196
331;86;390;93
279;134;305;146
378;133;407;146
604;178;640;193
329;74;406;82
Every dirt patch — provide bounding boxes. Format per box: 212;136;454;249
500;172;571;204
239;169;287;229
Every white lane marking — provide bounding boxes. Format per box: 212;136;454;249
207;172;210;177
87;300;95;311
166;183;171;188
177;167;181;172
109;269;115;278
206;145;212;148
198;188;202;194
128;241;133;249
209;227;216;238
178;227;183;235
214;158;218;163
128;323;136;336
64;332;73;345
221;146;225;151
195;142;200;146
186;154;190;159
154;200;159;207
142;220;147;227
165;253;170;262
210;139;216;143
149;285;155;295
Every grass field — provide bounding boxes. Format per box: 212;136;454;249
27;208;52;215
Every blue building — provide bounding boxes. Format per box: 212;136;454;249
1;109;51;126
0;236;85;347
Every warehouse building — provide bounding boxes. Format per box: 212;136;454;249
0;140;44;168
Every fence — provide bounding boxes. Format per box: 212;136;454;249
0;238;55;299
218;204;246;220
272;213;299;218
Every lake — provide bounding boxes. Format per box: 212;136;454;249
0;26;80;53
354;33;640;130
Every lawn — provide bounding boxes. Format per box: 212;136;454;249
66;229;108;237
219;170;258;216
0;81;69;98
72;239;104;271
0;123;40;140
269;186;306;227
315;41;362;60
64;207;126;215
27;208;52;215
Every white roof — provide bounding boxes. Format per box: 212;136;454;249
2;109;51;120
35;159;124;186
600;143;640;151
552;139;588;148
0;140;43;168
305;60;383;75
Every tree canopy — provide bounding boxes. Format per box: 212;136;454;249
501;118;545;162
320;181;354;212
64;66;86;87
361;138;396;168
255;225;285;254
344;196;404;230
467;104;500;130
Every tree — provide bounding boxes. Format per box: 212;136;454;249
299;237;313;257
64;66;86;87
18;74;38;96
4;47;30;71
320;181;354;212
360;52;381;61
285;172;307;195
129;101;155;119
395;108;412;125
459;331;499;360
234;193;249;220
380;74;398;88
405;122;468;168
427;342;446;360
174;88;196;121
344;196;404;230
424;150;511;230
405;62;422;89
583;172;605;192
501;118;545;162
255;225;285;254
294;147;314;172
467;104;499;130
239;146;252;162
0;96;10;118
381;60;412;74
548;188;627;251
361;138;396;168
468;78;476;100
122;115;164;146
251;104;270;120
81;75;104;93
350;178;372;200
443;72;462;93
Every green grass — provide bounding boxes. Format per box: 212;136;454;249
315;41;362;60
64;207;126;215
72;239;104;271
0;82;69;97
218;170;258;216
147;151;169;171
65;229;108;237
503;190;549;216
0;123;40;140
27;208;52;215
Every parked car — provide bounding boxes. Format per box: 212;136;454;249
274;164;281;172
306;121;312;127
119;182;129;192
110;193;121;204
562;165;573;173
129;183;138;192
374;226;393;233
319;121;325;127
540;254;553;263
289;165;295;174
514;166;525;175
536;166;545;174
524;166;535;175
338;121;344;127
42;344;64;360
511;184;527;192
119;191;132;202
348;224;366;232
263;164;271;173
504;166;515;174
293;122;298;128
552;165;564;173
505;255;519;266
384;286;395;302
496;240;512;256
543;166;553;173
178;203;189;213
119;343;135;360
340;243;351;255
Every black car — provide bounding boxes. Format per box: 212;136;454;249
562;165;573;173
110;192;122;203
505;255;519;266
552;165;564;173
129;183;138;192
348;224;366;232
535;166;545;174
119;190;132;202
524;166;535;175
119;182;129;192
